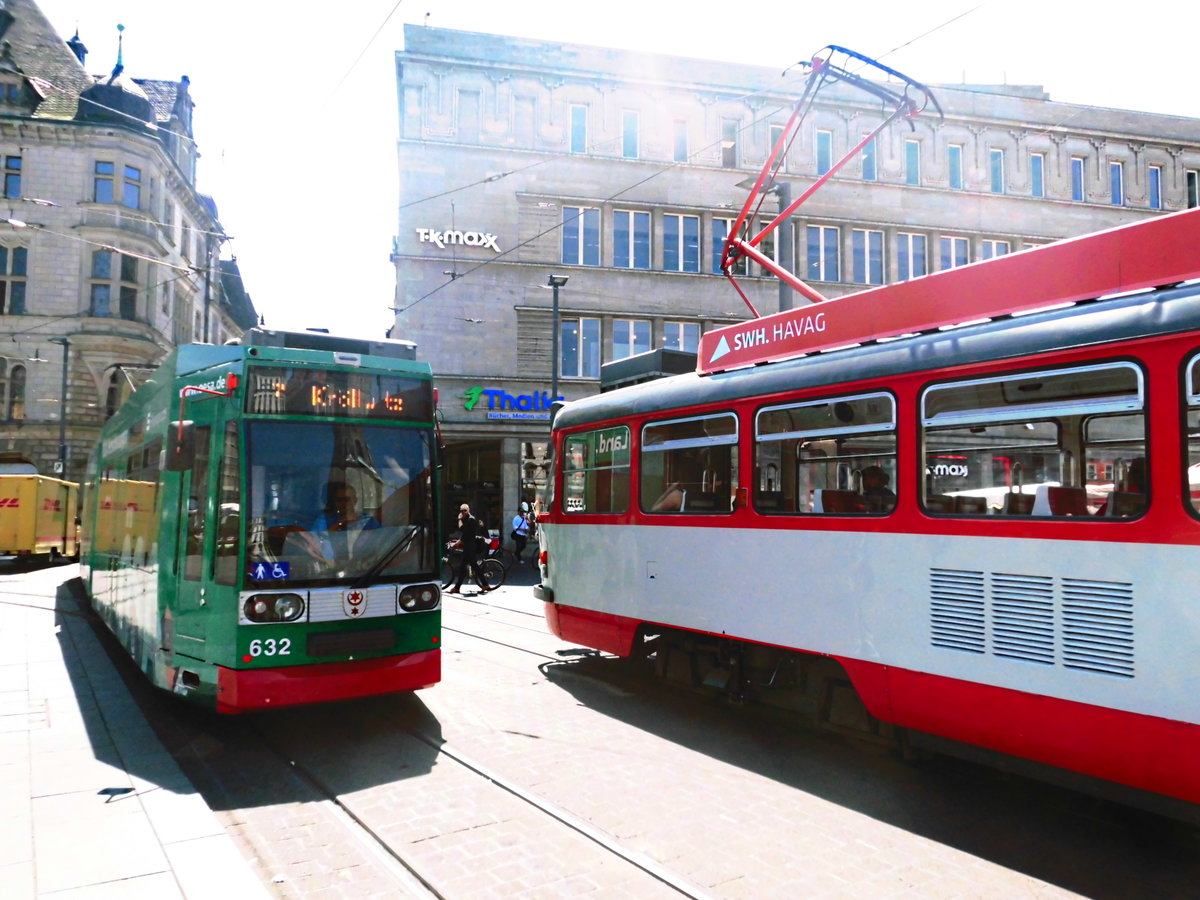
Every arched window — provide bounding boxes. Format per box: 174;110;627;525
8;364;24;420
105;370;121;419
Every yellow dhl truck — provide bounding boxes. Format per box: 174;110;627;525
0;475;79;564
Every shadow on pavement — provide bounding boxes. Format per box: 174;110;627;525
541;652;1200;900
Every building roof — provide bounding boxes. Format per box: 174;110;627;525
2;0;93;118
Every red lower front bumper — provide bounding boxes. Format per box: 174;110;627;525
216;649;440;713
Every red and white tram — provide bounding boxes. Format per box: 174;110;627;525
535;208;1200;811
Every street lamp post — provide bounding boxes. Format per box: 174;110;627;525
546;274;569;407
48;337;69;478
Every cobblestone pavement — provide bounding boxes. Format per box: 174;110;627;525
60;564;1200;898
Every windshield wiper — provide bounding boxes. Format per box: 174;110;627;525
351;521;428;589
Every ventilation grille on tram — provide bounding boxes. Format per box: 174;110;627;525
930;568;1134;678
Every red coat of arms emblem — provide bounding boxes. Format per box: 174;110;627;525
343;589;367;617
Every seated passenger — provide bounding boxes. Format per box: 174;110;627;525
861;465;896;512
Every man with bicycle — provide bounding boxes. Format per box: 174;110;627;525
447;503;490;593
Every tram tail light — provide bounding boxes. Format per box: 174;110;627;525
539;549;548;566
399;584;440;612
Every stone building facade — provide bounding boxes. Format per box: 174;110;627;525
0;0;256;481
391;25;1200;531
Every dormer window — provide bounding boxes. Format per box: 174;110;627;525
0;79;20;104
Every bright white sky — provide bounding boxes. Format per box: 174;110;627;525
36;0;1200;339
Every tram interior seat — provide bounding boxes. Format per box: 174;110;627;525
1032;485;1090;516
924;494;956;513
1104;490;1145;517
954;495;988;514
813;489;865;513
1002;492;1035;515
685;491;721;511
755;490;786;512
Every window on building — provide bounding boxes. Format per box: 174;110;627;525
0;361;25;421
613;210;650;269
122;165;141;209
641;413;738;514
162;199;176;244
562;206;601;266
570;104;587;154
663;213;700;272
561;317;601;378
1110;160;1124;205
939;236;969;270
1030;152;1045;198
806;225;840;282
1189;171;1199;209
1071;156;1086;202
622;110;639;159
721;119;738;168
754;392;897;515
663;321;700;353
980;240;1010;260
612;319;651;360
861;137;877;181
0;245;27;314
816;129;833;176
89;249;139;319
769;124;786;170
1149;165;1162;210
712;218;747;275
989;148;1005;194
851;228;884;285
905;139;920;186
673;119;688;163
897;232;926;281
94;161;115;203
2;155;20;198
948;144;963;190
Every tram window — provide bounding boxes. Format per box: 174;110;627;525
183;426;211;581
1182;354;1200;515
921;363;1144;517
754;392;895;515
562;425;630;514
641;413;738;513
214;422;241;585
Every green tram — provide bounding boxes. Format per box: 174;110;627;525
81;328;442;712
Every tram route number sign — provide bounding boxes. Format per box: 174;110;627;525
250;561;290;580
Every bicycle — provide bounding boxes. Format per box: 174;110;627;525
442;541;506;591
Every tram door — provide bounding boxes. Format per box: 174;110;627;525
172;417;217;653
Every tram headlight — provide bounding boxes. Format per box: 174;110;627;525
273;594;306;622
398;584;440;612
243;593;306;623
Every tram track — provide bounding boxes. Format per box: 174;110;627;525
246;688;715;899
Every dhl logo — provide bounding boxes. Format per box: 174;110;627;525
0;498;64;510
0;497;18;508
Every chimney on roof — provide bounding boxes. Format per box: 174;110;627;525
67;30;87;65
0;5;13;43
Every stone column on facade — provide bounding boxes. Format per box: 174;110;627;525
501;436;522;537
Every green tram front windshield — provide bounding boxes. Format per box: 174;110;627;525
241;420;437;586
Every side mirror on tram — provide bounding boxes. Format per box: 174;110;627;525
165;421;196;472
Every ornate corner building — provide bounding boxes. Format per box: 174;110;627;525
393;25;1200;531
0;0;257;481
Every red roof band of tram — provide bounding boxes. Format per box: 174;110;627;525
702;207;1200;376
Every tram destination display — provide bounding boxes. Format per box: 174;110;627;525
245;366;433;420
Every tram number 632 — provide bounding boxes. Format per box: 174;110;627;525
248;637;292;657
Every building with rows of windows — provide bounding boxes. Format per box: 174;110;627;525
0;0;256;480
390;25;1200;528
